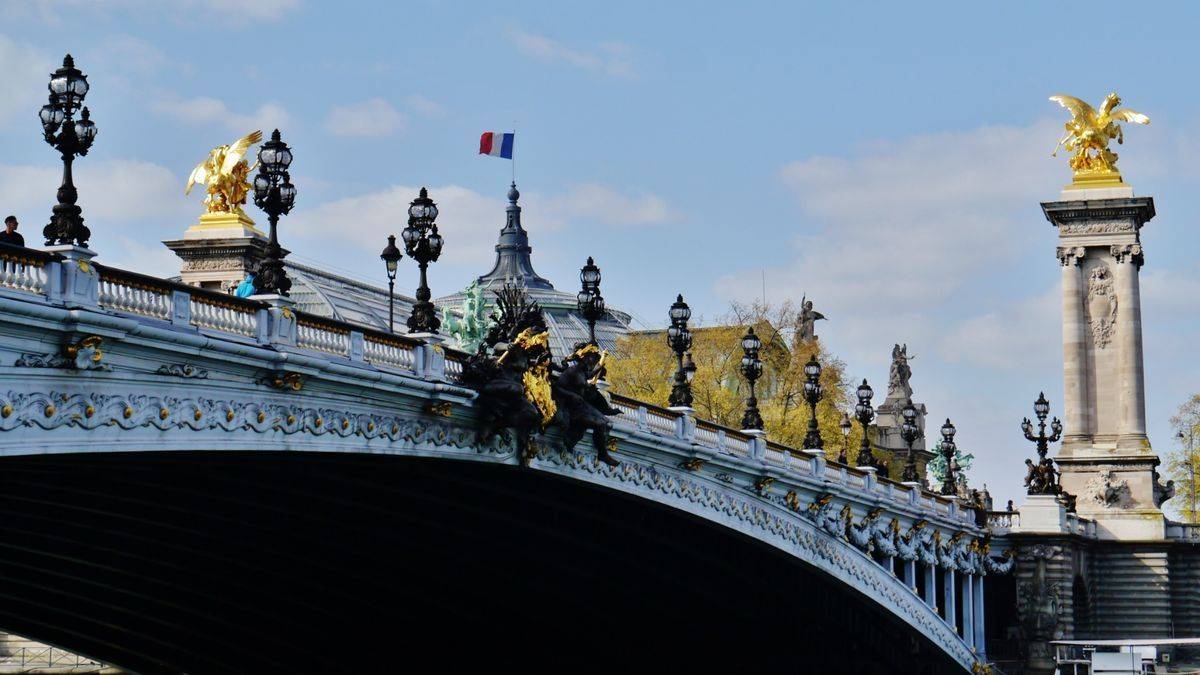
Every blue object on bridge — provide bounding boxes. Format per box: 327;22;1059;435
234;274;256;298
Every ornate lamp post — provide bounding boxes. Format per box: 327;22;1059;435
837;413;853;464
251;129;296;296
802;355;823;450
740;327;764;431
899;399;923;484
40;55;97;247
577;256;605;345
854;379;881;473
402;188;442;334
1021;391;1063;495
939;418;959;495
666;294;693;408
379;234;402;333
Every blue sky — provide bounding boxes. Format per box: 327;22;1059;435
1;1;1198;507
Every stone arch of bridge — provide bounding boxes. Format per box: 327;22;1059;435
0;451;966;674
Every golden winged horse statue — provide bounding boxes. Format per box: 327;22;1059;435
185;130;263;216
1050;93;1149;184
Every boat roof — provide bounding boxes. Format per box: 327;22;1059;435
1051;638;1200;646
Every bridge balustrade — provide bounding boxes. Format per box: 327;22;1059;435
0;250;1011;672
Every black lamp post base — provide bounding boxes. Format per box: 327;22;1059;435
407;301;440;335
254;257;292;297
44;205;90;248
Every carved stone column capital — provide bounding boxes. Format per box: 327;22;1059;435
1109;243;1144;267
1056;246;1086;267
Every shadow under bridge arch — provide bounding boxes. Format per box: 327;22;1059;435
0;451;964;674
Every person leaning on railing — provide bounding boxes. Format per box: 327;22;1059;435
0;216;25;247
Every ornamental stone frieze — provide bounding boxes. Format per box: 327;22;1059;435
1057;220;1136;235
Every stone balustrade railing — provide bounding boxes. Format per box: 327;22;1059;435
604;392;978;521
0;245;50;296
1166;522;1200;542
296;315;352;356
986;510;1019;531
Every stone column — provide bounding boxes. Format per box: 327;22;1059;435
903;559;916;591
973;575;986;658
944;568;957;629
1111;244;1147;447
961;573;975;647
924;562;937;611
1058;246;1089;443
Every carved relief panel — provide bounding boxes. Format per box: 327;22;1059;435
1086;265;1117;349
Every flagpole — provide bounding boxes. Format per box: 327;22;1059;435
511;121;517;184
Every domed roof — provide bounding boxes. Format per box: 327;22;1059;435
436;182;633;358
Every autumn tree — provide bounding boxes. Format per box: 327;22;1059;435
1167;394;1200;523
606;300;861;462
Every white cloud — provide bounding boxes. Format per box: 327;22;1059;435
0;158;195;271
3;0;299;25
287;184;510;272
151;96;291;134
92;35;167;77
325;98;405;137
0;35;50;129
718;119;1062;312
405;94;443;117
540;183;673;227
506;27;634;78
938;285;1060;372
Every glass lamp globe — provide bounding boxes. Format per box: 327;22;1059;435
741;328;761;354
941;418;956;442
856;379;873;403
1034;392;1050;418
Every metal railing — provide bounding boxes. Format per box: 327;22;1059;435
0;646;109;669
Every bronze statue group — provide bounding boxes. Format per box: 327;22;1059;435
461;284;621;466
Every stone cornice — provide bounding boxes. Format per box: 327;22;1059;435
1041;196;1156;230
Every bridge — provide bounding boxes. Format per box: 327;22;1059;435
0;242;1009;673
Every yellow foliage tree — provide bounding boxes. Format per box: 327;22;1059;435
606;300;864;463
1168;394;1200;523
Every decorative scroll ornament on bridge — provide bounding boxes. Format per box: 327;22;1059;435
461;283;619;467
1050;92;1149;187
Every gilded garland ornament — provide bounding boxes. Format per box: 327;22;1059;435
1050;93;1149;186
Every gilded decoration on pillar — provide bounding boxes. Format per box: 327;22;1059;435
186;130;263;216
1050;93;1149;187
1085;265;1117;349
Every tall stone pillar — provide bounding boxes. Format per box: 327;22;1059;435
1110;244;1147;445
1058;247;1089;445
1041;188;1162;540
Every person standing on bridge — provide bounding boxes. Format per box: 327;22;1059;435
0;216;25;247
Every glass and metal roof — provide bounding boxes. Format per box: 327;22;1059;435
436;182;633;358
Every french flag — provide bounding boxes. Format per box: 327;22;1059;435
479;131;514;159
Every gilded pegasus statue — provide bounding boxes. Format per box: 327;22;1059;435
185;130;263;215
1050;93;1149;182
